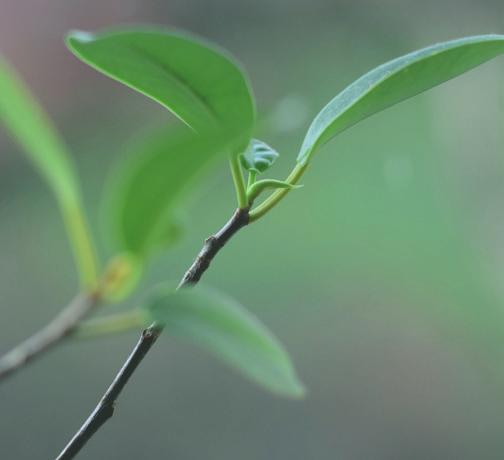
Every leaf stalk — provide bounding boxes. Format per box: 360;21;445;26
249;161;308;222
229;154;248;208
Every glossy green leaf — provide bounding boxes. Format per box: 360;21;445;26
0;57;98;287
111;127;236;257
147;285;305;398
66;28;255;149
240;139;279;174
298;34;504;164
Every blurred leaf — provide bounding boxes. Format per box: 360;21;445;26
66;28;255;150
0;57;79;207
298;34;504;164
100;253;143;302
0;57;98;287
240;139;279;173
147;285;305;398
112;127;236;258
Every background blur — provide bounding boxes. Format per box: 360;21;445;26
2;1;504;459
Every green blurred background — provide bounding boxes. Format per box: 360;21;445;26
2;0;504;458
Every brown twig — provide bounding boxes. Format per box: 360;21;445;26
56;207;250;460
0;291;101;381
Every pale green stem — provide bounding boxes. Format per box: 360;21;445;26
61;201;99;290
229;154;248;209
247;170;257;189
248;162;308;222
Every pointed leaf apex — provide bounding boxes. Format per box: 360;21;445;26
66;30;95;44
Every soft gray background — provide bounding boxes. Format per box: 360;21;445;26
2;1;504;458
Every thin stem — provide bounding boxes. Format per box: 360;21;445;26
247;170;257;189
0;291;101;380
229;155;248;208
56;207;250;460
0;256;130;382
249;162;308;222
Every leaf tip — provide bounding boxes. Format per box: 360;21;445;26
66;30;96;46
284;379;307;399
270;366;307;399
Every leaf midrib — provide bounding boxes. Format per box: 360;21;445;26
128;43;220;129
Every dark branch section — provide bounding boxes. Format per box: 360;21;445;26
56;208;249;460
55;326;162;460
179;207;250;286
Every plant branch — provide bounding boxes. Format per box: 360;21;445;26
56;207;250;460
0;291;101;381
0;252;139;381
229;154;248;208
249;162;308;222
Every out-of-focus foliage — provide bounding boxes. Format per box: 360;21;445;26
108;127;237;258
0;57;78;206
147;285;305;397
0;56;97;287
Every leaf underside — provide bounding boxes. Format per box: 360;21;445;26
299;34;504;164
147;285;305;398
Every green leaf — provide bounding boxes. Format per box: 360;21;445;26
247;179;301;204
240;139;279;174
0;56;98;287
111;126;237;257
147;285;305;398
66;27;255;149
0;57;79;207
298;34;504;164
